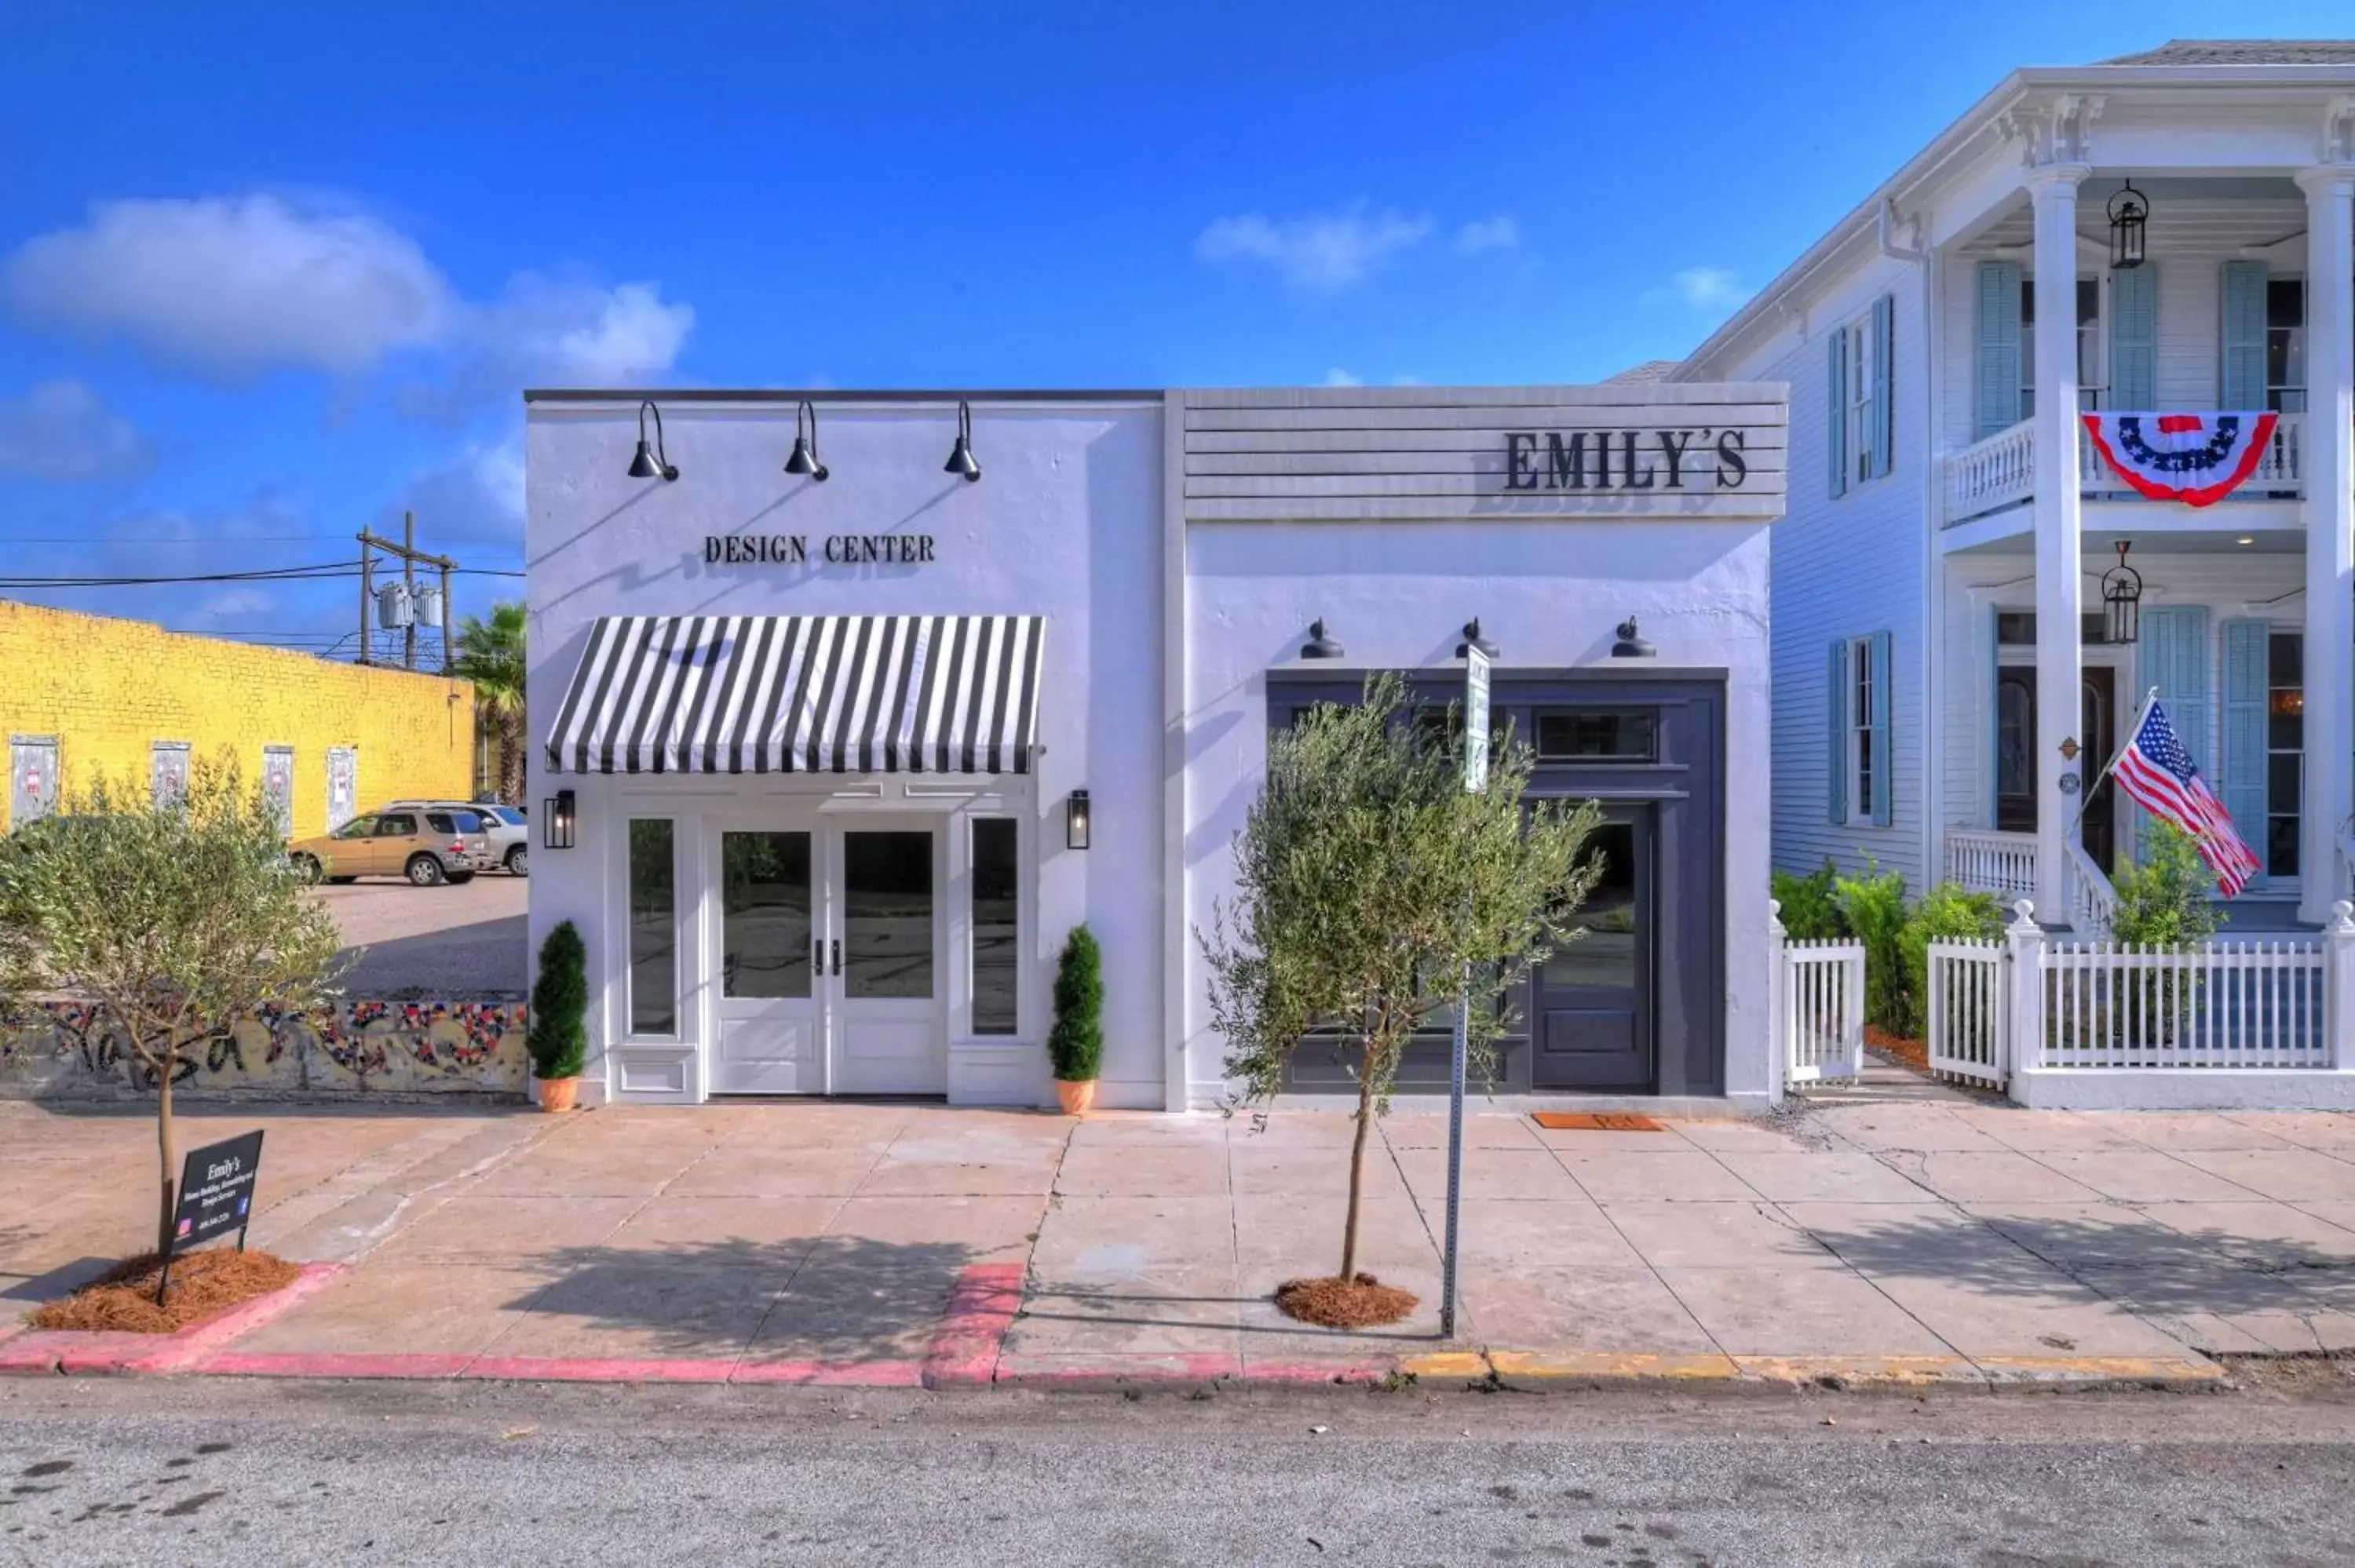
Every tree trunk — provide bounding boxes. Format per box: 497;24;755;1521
498;710;525;805
1339;1037;1378;1281
154;1049;177;1258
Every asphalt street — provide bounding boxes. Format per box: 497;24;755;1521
5;1373;2355;1566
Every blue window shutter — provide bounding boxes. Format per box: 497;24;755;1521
1828;639;1849;824
1826;327;1849;498
1976;261;2023;439
2110;264;2157;410
1868;630;1894;827
2220;261;2269;410
2138;607;2210;857
2218;618;2270;879
1870;294;1896;478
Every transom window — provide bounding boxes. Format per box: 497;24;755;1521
1535;709;1657;763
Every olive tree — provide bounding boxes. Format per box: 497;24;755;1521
0;757;345;1254
1200;673;1602;1283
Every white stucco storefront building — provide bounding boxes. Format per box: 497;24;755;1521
524;385;1787;1113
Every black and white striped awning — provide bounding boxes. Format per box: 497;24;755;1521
546;615;1045;775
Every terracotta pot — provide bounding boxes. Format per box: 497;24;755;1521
535;1076;580;1113
1054;1078;1097;1116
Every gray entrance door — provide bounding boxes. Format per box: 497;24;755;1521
9;736;59;829
1532;808;1655;1091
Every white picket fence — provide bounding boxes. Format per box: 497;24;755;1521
1925;938;2009;1087
1773;928;1866;1085
2040;939;2331;1069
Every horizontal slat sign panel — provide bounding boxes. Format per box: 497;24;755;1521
1182;385;1790;523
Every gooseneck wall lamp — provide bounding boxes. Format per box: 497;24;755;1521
1299;618;1345;659
944;400;982;483
784;399;831;482
627;401;679;481
1456;618;1499;660
1612;617;1656;658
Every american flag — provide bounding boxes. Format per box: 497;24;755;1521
2110;698;2261;896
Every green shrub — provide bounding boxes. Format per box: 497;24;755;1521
1835;866;1911;1035
2110;822;2222;950
528;920;589;1081
1897;881;2003;1032
1772;860;1849;942
1047;924;1104;1083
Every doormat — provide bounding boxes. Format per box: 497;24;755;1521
1530;1112;1665;1132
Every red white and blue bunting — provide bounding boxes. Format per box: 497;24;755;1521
2079;412;2280;507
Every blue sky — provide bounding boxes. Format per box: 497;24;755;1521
2;4;2348;651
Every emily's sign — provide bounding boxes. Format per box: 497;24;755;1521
170;1129;263;1253
1502;429;1750;492
705;534;936;566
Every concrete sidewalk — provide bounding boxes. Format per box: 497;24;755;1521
5;1089;2355;1387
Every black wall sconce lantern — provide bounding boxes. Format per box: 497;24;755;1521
943;399;982;482
1299;618;1345;659
2108;180;2149;271
1065;789;1091;851
1456;618;1499;660
544;789;578;850
627;401;679;481
1611;617;1656;658
2101;539;2143;646
784;399;831;481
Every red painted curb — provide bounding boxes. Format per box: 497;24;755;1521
145;1263;349;1373
464;1355;736;1384
921;1262;1025;1389
201;1351;476;1380
0;1263;349;1377
731;1359;926;1387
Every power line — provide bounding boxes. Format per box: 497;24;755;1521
0;562;523;588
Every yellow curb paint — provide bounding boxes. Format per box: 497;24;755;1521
1488;1351;1740;1382
1398;1352;1493;1380
1972;1355;2226;1384
1732;1356;1984;1387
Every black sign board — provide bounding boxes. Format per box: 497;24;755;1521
170;1130;263;1255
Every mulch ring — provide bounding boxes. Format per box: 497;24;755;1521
1273;1273;1420;1329
26;1249;301;1335
1864;1026;1930;1075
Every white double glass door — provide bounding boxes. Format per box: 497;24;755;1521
710;815;945;1096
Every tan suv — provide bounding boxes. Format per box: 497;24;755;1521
289;808;495;887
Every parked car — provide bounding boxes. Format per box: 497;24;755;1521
288;808;494;887
382;799;528;877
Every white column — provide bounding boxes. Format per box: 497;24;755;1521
2296;166;2355;923
2028;166;2089;921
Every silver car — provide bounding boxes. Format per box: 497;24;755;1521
289;808;495;887
384;799;528;877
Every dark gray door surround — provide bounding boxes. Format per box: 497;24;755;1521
1265;668;1727;1099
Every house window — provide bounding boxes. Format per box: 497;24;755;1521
628;818;677;1036
970;818;1019;1036
2267;280;2306;414
1845;319;1877;485
1848;636;1875;824
2267;632;2302;879
2019;279;2101;415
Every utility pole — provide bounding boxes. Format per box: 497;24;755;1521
402;510;418;672
354;521;458;671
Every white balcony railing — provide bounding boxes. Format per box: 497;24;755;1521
1942;411;2306;527
1946;828;2037;899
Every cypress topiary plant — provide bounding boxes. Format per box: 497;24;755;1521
1047;924;1104;1085
528;920;589;1085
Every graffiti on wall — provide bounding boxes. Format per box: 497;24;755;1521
0;999;528;1099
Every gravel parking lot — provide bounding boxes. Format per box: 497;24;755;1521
311;874;527;997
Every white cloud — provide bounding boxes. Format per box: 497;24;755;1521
1646;266;1747;312
0;379;154;481
2;195;457;381
1196;206;1433;290
384;438;527;543
466;274;695;389
1454;216;1520;253
1322;367;1362;387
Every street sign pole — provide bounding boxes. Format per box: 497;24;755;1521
1441;645;1491;1341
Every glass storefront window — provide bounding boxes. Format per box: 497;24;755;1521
971;819;1018;1035
844;830;934;1000
1545;822;1638;991
628;819;677;1035
722;831;811;999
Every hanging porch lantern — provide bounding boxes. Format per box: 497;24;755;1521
2101;540;2143;646
2107;180;2149;271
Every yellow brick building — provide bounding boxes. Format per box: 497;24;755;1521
2;600;476;838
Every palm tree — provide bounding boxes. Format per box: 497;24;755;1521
453;601;527;804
